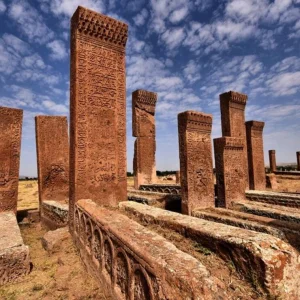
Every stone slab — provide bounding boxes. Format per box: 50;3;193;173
0;212;30;285
139;184;181;194
120;201;300;298
75;199;226;299
41;227;70;254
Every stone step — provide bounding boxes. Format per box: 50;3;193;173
120;201;300;299
232;200;300;224
75;199;226;300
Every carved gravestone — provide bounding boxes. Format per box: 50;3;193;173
0;107;23;213
35;116;69;204
269;150;276;173
178;111;214;215
220;91;248;188
214;137;246;208
132;90;157;189
296;152;300;171
69;6;128;229
246;121;266;190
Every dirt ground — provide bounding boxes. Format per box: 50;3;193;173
0;223;112;300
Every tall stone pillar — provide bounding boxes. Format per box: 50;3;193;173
214;137;246;208
246;121;266;190
178;111;214;215
0;107;23;213
220;91;248;188
296;152;300;171
69;6;128;230
35;116;69;205
269;150;276;173
132;90;157;189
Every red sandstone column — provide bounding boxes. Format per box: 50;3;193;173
269;150;277;173
214;137;246;208
245;121;266;190
132;90;157;189
69;7;128;230
296;152;300;171
178;111;214;215
35;116;69;206
175;171;180;184
220;91;249;188
0;106;23;213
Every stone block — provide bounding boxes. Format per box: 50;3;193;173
41;227;69;254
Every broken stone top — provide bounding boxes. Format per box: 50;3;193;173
178;110;212;133
0;106;23;117
269;149;276;154
72;6;128;51
132;89;157;115
220;91;248;105
214;136;244;149
245;120;265;131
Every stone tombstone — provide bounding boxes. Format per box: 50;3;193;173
0;107;23;213
220;91;248;188
246;121;266;190
69;6;128;229
178;111;214;215
214;137;246;208
297;151;300;171
269;150;276;173
35;116;69;205
132;90;157;189
175;171;180;184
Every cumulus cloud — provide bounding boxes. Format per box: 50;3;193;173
47;39;68;60
0;0;6;13
183;60;201;84
133;8;148;26
161;27;186;50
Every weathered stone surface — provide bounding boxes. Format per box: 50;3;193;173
0;212;30;285
139;184;181;194
178;111;214;214
69;7;128;230
0;107;23;213
132;90;157;189
214;137;246;207
120;201;300;298
269;150;277;172
17;209;40;224
220;91;248;188
75;199;226;299
266;173;278;190
297;151;300;171
42;200;69;230
246;121;266;190
175;171;180;184
41;227;69;253
35;116;69;205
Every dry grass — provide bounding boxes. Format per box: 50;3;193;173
17;181;39;211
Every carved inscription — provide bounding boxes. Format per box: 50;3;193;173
178;111;214;215
0;107;23;213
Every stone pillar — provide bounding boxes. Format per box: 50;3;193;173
178;111;214;215
175;171;180;184
246;121;266;190
269;150;276;173
220;91;248;188
0;107;23;213
35;116;69;206
132;90;157;189
297;152;300;171
69;7;128;230
214;137;246;208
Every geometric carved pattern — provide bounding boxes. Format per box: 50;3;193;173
0;106;23;213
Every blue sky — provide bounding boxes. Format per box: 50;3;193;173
0;0;300;176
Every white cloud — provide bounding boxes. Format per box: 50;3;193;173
161;27;186;50
183;60;201;83
47;39;67;60
266;72;300;96
42;100;68;113
22;54;46;69
169;6;188;23
133;8;148;26
0;0;6;13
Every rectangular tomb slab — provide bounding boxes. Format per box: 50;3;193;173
69;6;128;229
246;121;266;190
214;137;246;208
0;107;23;213
0;212;30;285
269;150;276;172
178;111;214;214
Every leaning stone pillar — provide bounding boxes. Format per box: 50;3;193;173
245;121;266;190
0;107;23;213
69;6;128;230
132;90;157;189
269;150;277;173
178;111;214;215
214;137;246;208
220;91;248;188
296;152;300;171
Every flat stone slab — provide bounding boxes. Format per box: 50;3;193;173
139;184;181;194
246;190;300;208
120;201;300;298
41;200;69;230
75;199;226;299
232;200;300;224
41;227;70;254
0;212;31;285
